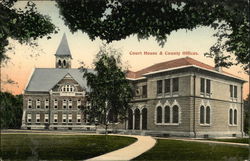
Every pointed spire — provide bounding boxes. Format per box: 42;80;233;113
55;33;72;58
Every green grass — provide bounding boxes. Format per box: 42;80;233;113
0;134;136;160
134;139;249;161
208;138;249;144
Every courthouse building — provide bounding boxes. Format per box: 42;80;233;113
22;34;246;137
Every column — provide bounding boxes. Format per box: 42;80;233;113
132;111;135;130
140;111;142;130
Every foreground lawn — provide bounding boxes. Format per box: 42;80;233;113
134;139;248;161
0;134;136;160
208;138;249;144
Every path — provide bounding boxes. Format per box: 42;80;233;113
155;137;249;147
85;135;156;161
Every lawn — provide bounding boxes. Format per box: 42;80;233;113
208;138;249;144
134;139;249;161
0;134;136;160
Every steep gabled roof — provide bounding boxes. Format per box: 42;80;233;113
55;33;72;57
127;57;243;81
25;68;94;92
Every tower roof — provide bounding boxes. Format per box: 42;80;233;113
55;33;72;58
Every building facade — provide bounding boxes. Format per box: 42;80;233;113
21;34;93;130
21;34;246;137
125;57;246;137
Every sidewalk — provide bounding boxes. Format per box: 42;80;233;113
85;135;156;161
155;137;249;147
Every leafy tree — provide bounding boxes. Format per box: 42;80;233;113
0;0;57;62
81;45;132;133
0;92;23;129
244;94;249;134
56;0;249;71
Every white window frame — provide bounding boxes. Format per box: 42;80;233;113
36;114;40;123
200;77;211;98
68;114;72;123
44;114;49;123
36;99;41;108
28;99;32;109
77;100;81;109
27;114;32;123
54;114;58;123
62;114;67;123
45;99;49;109
68;100;72;109
54;99;58;108
199;106;211;126
77;114;81;123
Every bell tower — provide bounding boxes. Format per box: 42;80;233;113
55;33;72;68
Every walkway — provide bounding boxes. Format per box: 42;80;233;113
85;135;156;161
155;137;249;147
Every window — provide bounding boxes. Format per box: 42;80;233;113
172;105;179;123
164;79;170;93
68;100;72;109
54;114;58;123
36;99;41;108
172;78;179;92
200;78;205;93
156;106;162;123
28;99;32;109
142;85;147;97
58;60;61;66
200;106;210;125
229;108;238;126
206;106;210;124
234;86;237;98
62;114;67;123
200;106;205;124
61;84;75;92
77;114;81;123
77;100;81;109
27;114;32;123
63;100;67;109
164;106;170;123
36;114;40;123
230;85;233;97
63;60;66;66
206;80;211;94
44;114;49;123
68;114;72;123
45;99;49;109
157;80;163;94
234;109;237;125
54;99;58;109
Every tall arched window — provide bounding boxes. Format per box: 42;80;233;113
63;60;66;66
206;106;210;124
229;109;233;125
134;108;140;130
58;60;62;66
128;109;133;130
200;106;205;124
234;109;237;125
172;105;179;123
164;106;170;123
156;106;162;123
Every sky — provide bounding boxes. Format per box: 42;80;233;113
1;1;249;99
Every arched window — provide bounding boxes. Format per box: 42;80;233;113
172;105;179;123
206;106;210;124
200;106;205;124
134;108;140;130
58;60;62;66
61;85;75;92
63;60;66;66
164;106;170;123
128;108;133;130
156;106;162;123
229;109;233;125
234;109;237;125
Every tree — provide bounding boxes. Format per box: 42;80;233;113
0;0;57;63
81;45;132;133
0;92;23;129
244;94;250;134
56;0;249;71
